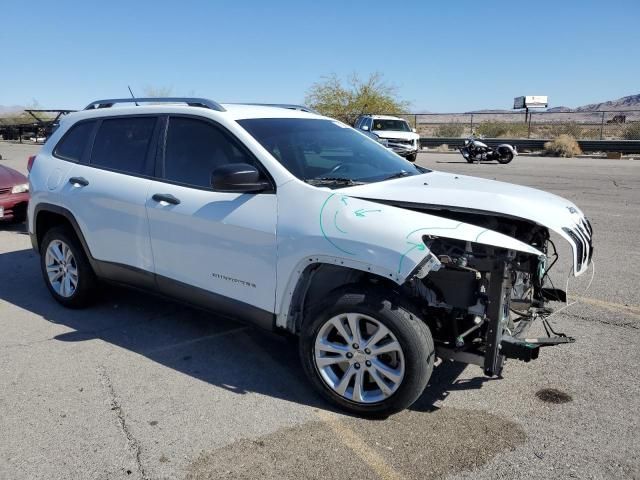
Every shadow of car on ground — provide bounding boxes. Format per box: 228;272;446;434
0;232;494;415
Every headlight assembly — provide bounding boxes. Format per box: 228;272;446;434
11;183;29;194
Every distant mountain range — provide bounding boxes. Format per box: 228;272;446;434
0;105;26;115
468;94;640;114
546;94;640;112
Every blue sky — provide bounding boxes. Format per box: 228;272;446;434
2;0;639;112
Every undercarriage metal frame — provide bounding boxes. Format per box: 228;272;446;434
483;261;510;376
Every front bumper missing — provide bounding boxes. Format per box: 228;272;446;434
500;332;575;363
496;304;575;367
437;262;575;376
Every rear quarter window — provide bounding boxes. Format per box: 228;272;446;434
53;121;96;162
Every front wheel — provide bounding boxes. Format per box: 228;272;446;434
460;148;474;163
300;287;434;417
406;152;417;162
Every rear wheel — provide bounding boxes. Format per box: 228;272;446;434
300;286;434;417
497;148;514;164
40;226;96;308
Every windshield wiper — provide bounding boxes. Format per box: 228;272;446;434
382;171;413;181
304;177;365;187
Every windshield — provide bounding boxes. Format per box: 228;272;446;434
238;118;426;186
371;119;411;132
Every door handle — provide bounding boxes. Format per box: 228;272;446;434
152;193;181;205
69;176;89;187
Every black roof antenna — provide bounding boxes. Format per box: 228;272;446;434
127;85;139;106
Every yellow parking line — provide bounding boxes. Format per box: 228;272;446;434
573;296;640;319
315;410;403;480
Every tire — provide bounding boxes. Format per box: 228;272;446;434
7;203;27;224
406;152;417;162
40;225;96;308
5;214;26;225
299;286;434;417
497;148;514;164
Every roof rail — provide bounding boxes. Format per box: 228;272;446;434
230;103;318;114
83;97;226;112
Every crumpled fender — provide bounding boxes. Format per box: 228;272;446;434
317;193;541;281
275;184;544;327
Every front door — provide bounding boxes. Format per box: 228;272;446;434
145;116;278;327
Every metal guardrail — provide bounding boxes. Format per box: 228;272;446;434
385;110;640;141
420;137;640;154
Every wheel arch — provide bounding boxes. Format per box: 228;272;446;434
276;256;402;334
32;203;96;268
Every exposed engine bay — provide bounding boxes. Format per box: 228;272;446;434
396;206;589;376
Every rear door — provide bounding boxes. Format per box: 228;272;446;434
145;115;278;324
62;115;160;277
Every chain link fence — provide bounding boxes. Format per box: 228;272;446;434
391;111;640;141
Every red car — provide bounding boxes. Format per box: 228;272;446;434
0;163;29;223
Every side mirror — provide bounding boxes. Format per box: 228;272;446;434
412;128;417;133
210;163;270;193
361;125;369;131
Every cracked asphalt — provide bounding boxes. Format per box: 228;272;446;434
1;143;639;479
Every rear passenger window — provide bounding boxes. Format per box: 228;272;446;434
91;117;156;174
54;121;95;161
163;117;256;188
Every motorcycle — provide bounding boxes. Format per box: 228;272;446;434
459;136;517;164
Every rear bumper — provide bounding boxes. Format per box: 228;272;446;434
0;193;29;221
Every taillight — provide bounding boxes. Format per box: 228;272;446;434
27;155;36;172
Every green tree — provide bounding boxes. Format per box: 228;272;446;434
304;73;409;125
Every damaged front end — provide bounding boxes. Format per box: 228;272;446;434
404;231;580;376
283;180;593;376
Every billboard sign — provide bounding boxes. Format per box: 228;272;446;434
514;96;548;109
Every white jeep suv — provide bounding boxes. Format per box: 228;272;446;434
28;98;593;416
355;114;420;161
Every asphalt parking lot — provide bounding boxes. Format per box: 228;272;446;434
1;142;639;480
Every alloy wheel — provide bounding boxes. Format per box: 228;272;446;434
45;240;79;298
314;313;405;404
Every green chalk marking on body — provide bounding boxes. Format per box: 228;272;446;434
397;242;420;274
407;241;426;251
334;210;347;234
475;228;489;242
354;208;382;218
404;222;464;238
319;193;355;256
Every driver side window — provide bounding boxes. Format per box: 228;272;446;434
163;117;256;188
